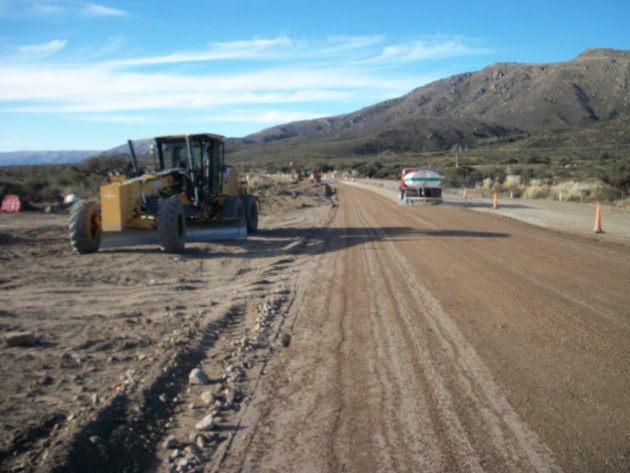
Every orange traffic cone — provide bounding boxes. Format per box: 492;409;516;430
594;203;604;233
493;191;499;209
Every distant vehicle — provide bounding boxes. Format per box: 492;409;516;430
288;161;303;181
310;170;322;183
399;168;442;204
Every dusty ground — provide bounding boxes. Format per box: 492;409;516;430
1;177;629;473
0;178;334;473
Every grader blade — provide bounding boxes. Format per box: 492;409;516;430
99;218;247;250
186;218;248;242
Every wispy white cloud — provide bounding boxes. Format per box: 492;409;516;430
78;2;128;17
81;114;153;123
2;0;128;18
17;39;67;57
367;36;493;65
110;36;296;67
0;61;420;113
204;109;328;124
73;35;127;60
28;0;65;16
110;35;389;68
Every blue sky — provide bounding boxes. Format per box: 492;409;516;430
0;0;629;152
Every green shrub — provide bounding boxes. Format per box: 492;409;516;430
441;165;482;188
597;158;630;195
589;184;621;203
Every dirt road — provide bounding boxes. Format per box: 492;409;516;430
1;179;629;472
219;183;630;473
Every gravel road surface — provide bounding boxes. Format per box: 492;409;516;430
219;182;630;473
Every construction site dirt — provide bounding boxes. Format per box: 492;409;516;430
1;178;628;473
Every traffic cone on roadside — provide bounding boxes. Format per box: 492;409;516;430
594;203;604;233
493;191;499;209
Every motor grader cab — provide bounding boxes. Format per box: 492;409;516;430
288;161;303;181
69;133;259;254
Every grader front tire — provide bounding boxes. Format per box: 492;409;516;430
158;197;186;253
69;200;102;254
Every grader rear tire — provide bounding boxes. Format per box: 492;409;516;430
222;196;245;223
242;195;259;233
69;200;101;254
158;197;186;253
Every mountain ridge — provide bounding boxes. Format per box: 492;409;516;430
222;47;630;163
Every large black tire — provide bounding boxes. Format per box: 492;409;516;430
222;196;245;223
158;197;186;253
241;195;259;233
69;200;101;254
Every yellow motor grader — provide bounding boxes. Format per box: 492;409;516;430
69;133;259;254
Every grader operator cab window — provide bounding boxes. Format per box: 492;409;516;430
162;143;187;169
155;135;225;199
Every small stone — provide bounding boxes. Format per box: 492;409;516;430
195;414;215;431
3;331;37;347
189;368;210;385
184;444;202;455
41;375;55;386
199;391;215;405
163;434;179;449
59;352;81;369
195;435;206;449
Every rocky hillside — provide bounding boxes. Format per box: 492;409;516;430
227;48;630;162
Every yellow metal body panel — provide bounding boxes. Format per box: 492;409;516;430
100;174;174;232
100;184;126;231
